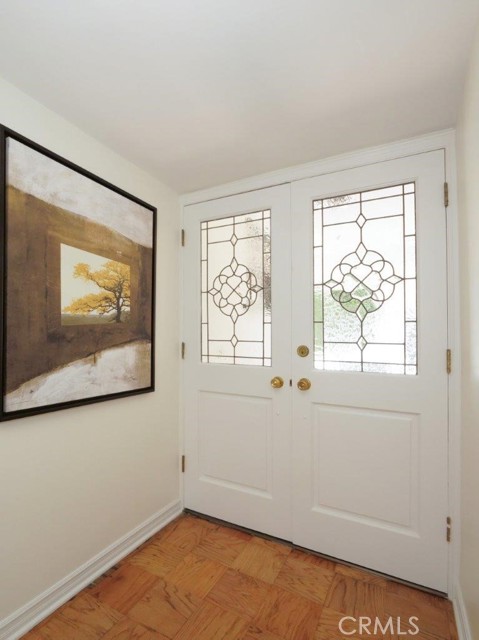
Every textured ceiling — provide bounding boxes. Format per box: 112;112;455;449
0;0;477;193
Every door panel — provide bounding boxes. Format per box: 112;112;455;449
291;151;448;590
311;405;418;529
183;185;292;540
198;391;273;497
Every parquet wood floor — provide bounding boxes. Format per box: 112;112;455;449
21;514;458;640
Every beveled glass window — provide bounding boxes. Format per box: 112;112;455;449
201;210;271;365
313;183;417;374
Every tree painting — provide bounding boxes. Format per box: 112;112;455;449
61;245;131;325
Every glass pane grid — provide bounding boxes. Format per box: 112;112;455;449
313;183;417;375
201;210;271;366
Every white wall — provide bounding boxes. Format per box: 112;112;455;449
0;78;181;627
457;22;479;639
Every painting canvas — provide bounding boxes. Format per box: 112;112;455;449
0;127;156;420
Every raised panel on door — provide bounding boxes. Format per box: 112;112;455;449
198;391;274;497
311;405;419;530
183;184;292;540
291;151;448;591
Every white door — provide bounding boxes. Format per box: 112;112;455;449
182;151;449;591
183;185;292;539
291;151;448;591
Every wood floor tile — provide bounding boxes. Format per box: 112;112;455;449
88;564;158;614
315;607;358;640
275;550;335;604
291;549;336;573
390;629;447;640
335;563;388;588
254;537;291;554
161;514;217;553
385;591;450;639
325;574;384;618
446;603;459;640
173;601;249;640
18;632;44;640
254;585;323;640
233;538;291;584
127;539;184;578
240;625;285;640
316;607;398;640
386;580;449;610
195;525;252;566
150;516;184;542
353;582;385;620
207;568;271;619
128;578;201;638
38;594;123;640
101;618;168;640
166;552;227;598
314;607;354;640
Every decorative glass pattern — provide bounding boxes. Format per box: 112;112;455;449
201;210;271;365
313;183;417;374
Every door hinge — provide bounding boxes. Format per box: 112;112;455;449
444;182;449;208
446;516;452;542
181;455;185;473
181;342;185;359
446;349;452;374
181;229;185;246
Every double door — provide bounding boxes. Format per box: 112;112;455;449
182;151;449;591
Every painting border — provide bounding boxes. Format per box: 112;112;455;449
0;124;157;421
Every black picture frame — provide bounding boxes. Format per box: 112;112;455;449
0;125;156;421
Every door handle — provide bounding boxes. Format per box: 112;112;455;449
297;345;310;357
297;378;311;391
271;376;284;389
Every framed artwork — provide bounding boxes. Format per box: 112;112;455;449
0;126;156;421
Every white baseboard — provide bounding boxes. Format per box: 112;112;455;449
0;499;183;640
453;584;473;640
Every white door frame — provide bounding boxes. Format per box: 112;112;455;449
180;129;461;598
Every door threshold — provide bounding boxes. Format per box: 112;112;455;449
184;508;448;599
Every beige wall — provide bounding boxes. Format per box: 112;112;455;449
457;22;479;638
0;78;181;623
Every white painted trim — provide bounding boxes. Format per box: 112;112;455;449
453;585;473;640
179;216;186;502
180;128;461;599
0;500;183;640
181;129;455;205
443;134;463;599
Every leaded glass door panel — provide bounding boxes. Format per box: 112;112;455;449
201;210;271;366
183;185;292;540
291;151;448;591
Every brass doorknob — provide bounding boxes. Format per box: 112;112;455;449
297;345;309;357
271;376;284;389
297;378;311;391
